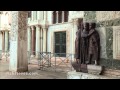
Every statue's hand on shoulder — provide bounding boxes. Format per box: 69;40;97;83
81;33;88;37
88;29;95;36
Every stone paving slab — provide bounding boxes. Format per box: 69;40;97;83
0;61;67;79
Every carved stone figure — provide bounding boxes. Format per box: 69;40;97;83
81;22;89;64
75;22;83;64
72;21;101;73
75;27;81;63
72;21;83;72
87;22;100;65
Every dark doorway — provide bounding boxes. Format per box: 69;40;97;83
54;31;66;57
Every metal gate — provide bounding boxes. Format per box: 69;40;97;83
28;51;75;72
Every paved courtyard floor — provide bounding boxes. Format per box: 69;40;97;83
0;60;67;79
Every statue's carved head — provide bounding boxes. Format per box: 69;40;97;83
89;22;96;29
83;22;89;30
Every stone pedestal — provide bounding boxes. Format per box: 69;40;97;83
72;61;103;75
87;65;103;75
9;11;28;72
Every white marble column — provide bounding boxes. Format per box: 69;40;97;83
5;30;9;52
9;11;28;72
43;26;47;52
2;31;5;52
31;26;36;56
27;26;31;52
35;25;40;59
40;28;43;52
0;32;2;50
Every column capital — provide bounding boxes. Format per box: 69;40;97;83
35;25;41;28
31;26;35;30
41;25;48;30
1;30;5;32
4;30;9;32
27;26;31;28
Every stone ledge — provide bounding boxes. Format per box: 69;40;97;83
67;71;119;79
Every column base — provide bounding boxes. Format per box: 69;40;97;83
31;55;35;58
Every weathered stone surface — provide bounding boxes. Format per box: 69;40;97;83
113;26;120;60
97;18;120;28
106;27;113;59
84;11;96;22
96;11;120;22
9;11;28;72
100;58;112;69
67;71;119;79
69;11;84;20
104;69;120;77
96;27;107;59
87;65;103;75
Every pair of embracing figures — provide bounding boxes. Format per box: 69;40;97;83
75;22;100;65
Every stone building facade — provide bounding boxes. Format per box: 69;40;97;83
1;11;120;76
84;11;120;76
27;11;84;58
0;11;11;53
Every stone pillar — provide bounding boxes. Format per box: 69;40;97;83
40;28;43;52
0;32;2;51
62;11;64;23
2;31;5;52
72;18;79;54
9;11;28;72
35;25;40;59
71;20;74;60
31;26;35;56
5;31;9;52
43;26;47;52
27;26;31;52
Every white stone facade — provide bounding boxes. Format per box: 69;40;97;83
0;11;11;52
27;11;84;57
1;11;120;60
